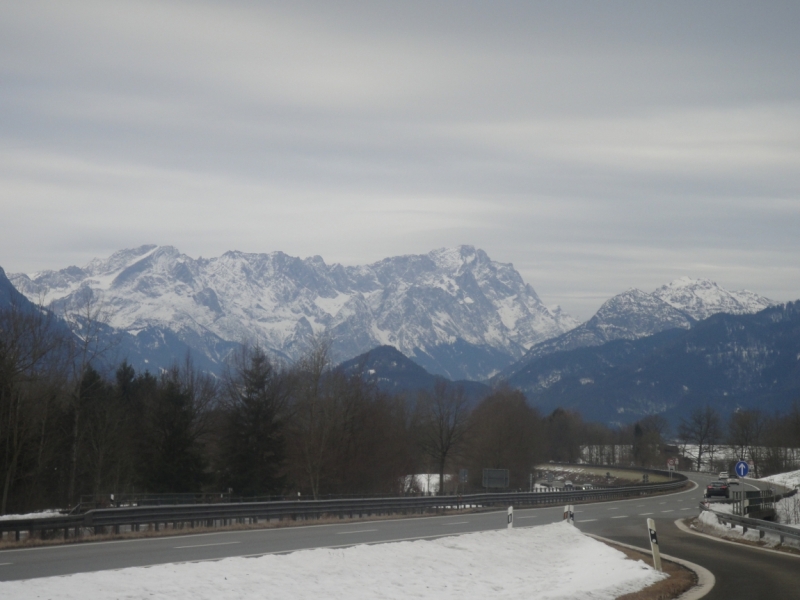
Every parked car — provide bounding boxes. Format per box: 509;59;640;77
706;481;730;498
719;471;729;480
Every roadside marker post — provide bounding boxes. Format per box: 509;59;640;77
563;505;574;524
647;518;662;572
507;506;513;529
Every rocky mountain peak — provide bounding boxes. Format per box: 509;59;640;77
653;277;774;321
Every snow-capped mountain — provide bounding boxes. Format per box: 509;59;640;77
652;277;774;321
498;279;775;381
505;289;694;367
10;245;577;380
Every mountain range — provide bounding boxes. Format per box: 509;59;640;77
9;245;577;380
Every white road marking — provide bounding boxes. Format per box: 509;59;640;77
611;516;628;519
639;513;654;516
443;522;469;525
0;562;12;566
577;519;597;523
681;508;692;511
335;529;378;535
661;510;674;513
517;516;538;519
174;541;241;549
607;507;619;510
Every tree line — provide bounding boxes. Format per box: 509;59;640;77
1;301;799;515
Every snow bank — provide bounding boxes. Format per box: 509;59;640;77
698;506;800;550
2;522;665;599
760;468;800;491
0;510;61;521
760;468;800;528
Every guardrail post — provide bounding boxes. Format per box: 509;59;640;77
507;506;513;529
647;518;662;572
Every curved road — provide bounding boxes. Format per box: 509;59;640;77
2;473;799;597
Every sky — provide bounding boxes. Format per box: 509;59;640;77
2;1;799;321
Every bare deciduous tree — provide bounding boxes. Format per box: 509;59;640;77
415;380;471;495
678;405;722;471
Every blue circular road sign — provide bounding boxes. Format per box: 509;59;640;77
735;460;749;478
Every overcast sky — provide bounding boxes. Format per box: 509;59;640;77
2;1;799;320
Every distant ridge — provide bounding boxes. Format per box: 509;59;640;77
498;278;774;380
500;301;800;425
338;345;490;402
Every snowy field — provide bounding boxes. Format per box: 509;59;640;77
1;522;665;600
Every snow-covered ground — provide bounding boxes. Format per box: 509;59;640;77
760;468;800;491
759;468;800;528
1;522;665;600
0;510;61;521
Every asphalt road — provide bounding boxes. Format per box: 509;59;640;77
2;473;799;598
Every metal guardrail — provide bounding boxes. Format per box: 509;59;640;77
0;473;687;542
700;498;800;545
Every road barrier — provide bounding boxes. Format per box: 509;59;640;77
699;495;800;546
1;472;686;543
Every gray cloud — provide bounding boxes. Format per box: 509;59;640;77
1;0;799;319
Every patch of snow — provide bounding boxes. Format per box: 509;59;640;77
0;523;664;599
0;510;62;521
314;293;352;316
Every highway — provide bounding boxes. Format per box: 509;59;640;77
2;473;799;598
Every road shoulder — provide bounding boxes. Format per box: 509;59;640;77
587;533;714;600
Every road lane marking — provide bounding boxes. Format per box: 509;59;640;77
607;507;619;510
517;516;538;519
174;542;241;549
0;562;12;566
659;502;666;505
443;522;469;525
681;508;692;510
639;513;653;516
611;516;628;519
661;510;674;513
335;529;378;535
577;519;597;523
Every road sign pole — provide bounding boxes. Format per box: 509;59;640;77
647;518;662;572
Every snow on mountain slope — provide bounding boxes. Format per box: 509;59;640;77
507;288;694;367
652;277;775;321
497;279;775;382
10;245;577;379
